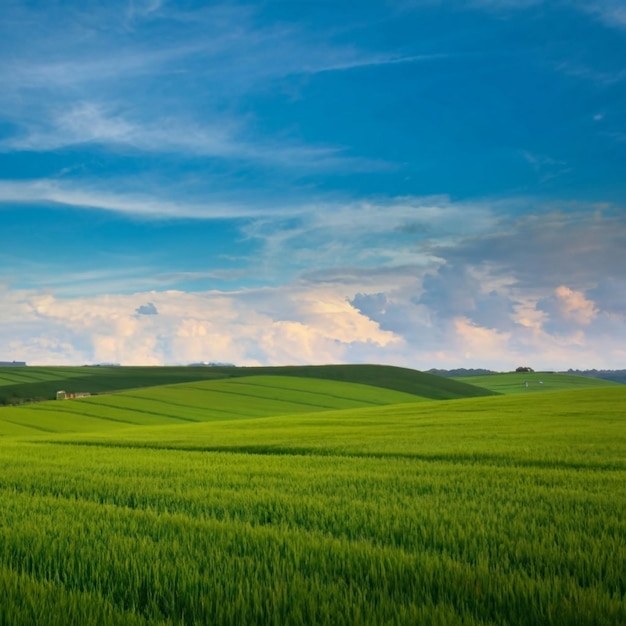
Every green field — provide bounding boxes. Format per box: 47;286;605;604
454;371;620;394
0;366;624;625
0;376;423;437
0;364;494;406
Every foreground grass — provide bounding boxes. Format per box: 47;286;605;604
0;387;624;625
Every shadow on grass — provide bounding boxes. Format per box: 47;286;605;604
38;440;625;472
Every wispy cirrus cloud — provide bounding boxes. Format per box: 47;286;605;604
0;178;255;219
2;173;622;301
126;0;165;22
578;1;626;30
555;60;626;86
2;101;378;171
395;0;626;30
0;1;440;172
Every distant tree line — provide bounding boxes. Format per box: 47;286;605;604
427;368;497;377
565;369;626;384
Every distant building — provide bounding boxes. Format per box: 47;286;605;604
0;361;27;366
56;390;91;400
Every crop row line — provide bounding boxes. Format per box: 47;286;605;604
0;418;53;433
77;399;200;423
173;384;340;410
22;406;139;426
224;380;385;406
107;393;260;420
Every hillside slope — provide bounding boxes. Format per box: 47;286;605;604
199;364;496;400
49;386;626;469
454;371;620;394
0;366;229;405
0;364;493;405
0;375;423;437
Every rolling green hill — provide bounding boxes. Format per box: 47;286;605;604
0;366;230;405
215;364;495;400
0;363;493;406
0;375;423;437
454;371;621;394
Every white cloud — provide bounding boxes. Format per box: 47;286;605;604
2;256;625;370
553;285;598;325
1;101;381;172
0;179;258;219
0;1;435;173
0;285;399;367
2;100;239;155
0;182;499;239
453;317;512;361
241;196;500;277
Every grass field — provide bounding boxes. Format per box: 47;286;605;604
0;366;230;405
0;367;624;625
454;371;621;394
0;376;422;437
0;363;494;406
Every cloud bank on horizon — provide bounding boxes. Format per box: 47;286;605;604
1;0;625;370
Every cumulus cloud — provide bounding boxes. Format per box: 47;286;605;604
340;207;626;369
1;265;625;370
552;286;598;325
453;317;512;361
0;285;400;367
1;199;624;370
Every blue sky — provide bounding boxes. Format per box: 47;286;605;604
1;0;625;368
